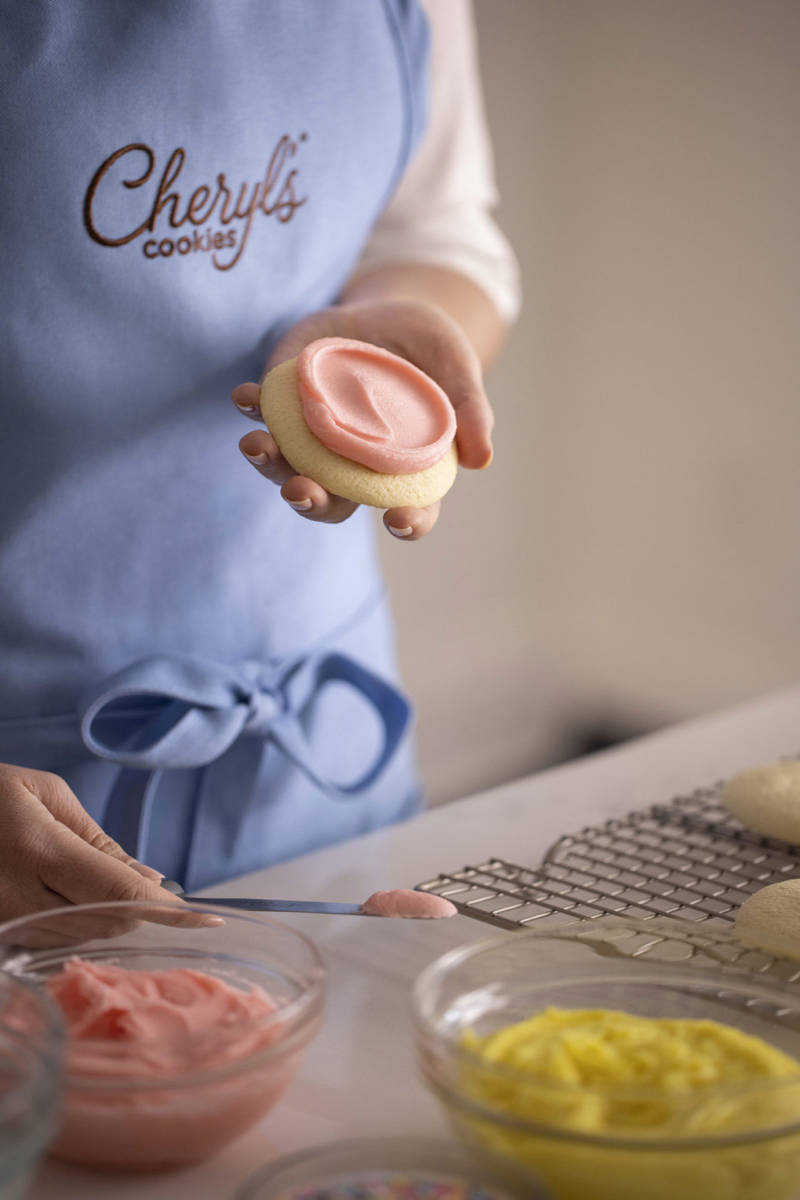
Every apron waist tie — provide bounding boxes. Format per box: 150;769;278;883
78;646;411;876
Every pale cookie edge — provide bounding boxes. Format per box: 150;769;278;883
259;358;458;509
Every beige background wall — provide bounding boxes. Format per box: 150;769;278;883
380;0;800;805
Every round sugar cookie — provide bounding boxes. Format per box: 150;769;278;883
259;358;458;509
735;879;800;961
721;761;800;845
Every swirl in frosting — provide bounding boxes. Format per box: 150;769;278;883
296;337;456;474
47;958;279;1077
44;958;297;1169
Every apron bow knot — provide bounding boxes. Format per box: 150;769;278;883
76;650;410;885
242;678;284;739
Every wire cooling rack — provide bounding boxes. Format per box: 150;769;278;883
417;777;800;947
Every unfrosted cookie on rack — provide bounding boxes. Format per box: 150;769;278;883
721;761;800;845
259;338;458;509
734;879;800;961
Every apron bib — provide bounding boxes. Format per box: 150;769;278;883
0;0;428;886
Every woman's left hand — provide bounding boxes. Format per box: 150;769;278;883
231;298;494;541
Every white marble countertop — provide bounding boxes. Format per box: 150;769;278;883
30;684;800;1199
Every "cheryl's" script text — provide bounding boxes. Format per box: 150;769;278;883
83;134;308;271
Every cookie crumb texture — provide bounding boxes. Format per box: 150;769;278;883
260;358;458;509
735;879;800;961
722;761;800;844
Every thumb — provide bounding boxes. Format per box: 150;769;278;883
449;381;494;470
32;770;163;882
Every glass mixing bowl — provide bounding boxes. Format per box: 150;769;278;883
0;901;325;1172
413;921;800;1200
0;972;63;1198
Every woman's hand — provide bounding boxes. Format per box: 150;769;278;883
231;295;495;541
0;763;196;942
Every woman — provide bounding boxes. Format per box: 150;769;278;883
0;0;519;920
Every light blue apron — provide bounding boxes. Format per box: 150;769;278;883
0;0;429;889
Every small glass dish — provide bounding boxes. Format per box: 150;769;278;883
0;972;63;1199
235;1135;549;1198
413;919;800;1200
0;900;325;1172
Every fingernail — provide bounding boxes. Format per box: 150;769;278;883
132;863;164;881
244;451;268;465
235;400;259;414
387;525;413;538
199;915;226;927
288;498;313;512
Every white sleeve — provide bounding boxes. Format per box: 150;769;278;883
351;0;521;323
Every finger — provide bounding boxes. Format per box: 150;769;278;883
281;477;358;524
0;885;220;947
383;501;441;542
0;878;79;948
26;898;220;945
33;772;163;882
3;905;194;949
231;382;264;423
452;388;494;470
21;913;141;948
36;825;220;929
0;874;144;947
239;429;359;523
239;431;297;486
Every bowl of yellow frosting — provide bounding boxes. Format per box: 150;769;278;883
413;920;800;1200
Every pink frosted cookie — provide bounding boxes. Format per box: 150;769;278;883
259;338;459;508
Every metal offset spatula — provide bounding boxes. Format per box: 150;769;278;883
159;878;366;916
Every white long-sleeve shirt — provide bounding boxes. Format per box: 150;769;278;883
354;0;521;322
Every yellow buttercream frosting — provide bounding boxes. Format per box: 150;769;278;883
452;1008;800;1200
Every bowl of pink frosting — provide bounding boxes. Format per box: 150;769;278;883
0;901;325;1172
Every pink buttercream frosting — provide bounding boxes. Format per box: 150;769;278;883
360;890;458;919
44;958;304;1170
47;958;278;1077
296;338;456;473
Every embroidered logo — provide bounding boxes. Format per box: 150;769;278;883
83;134;308;271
